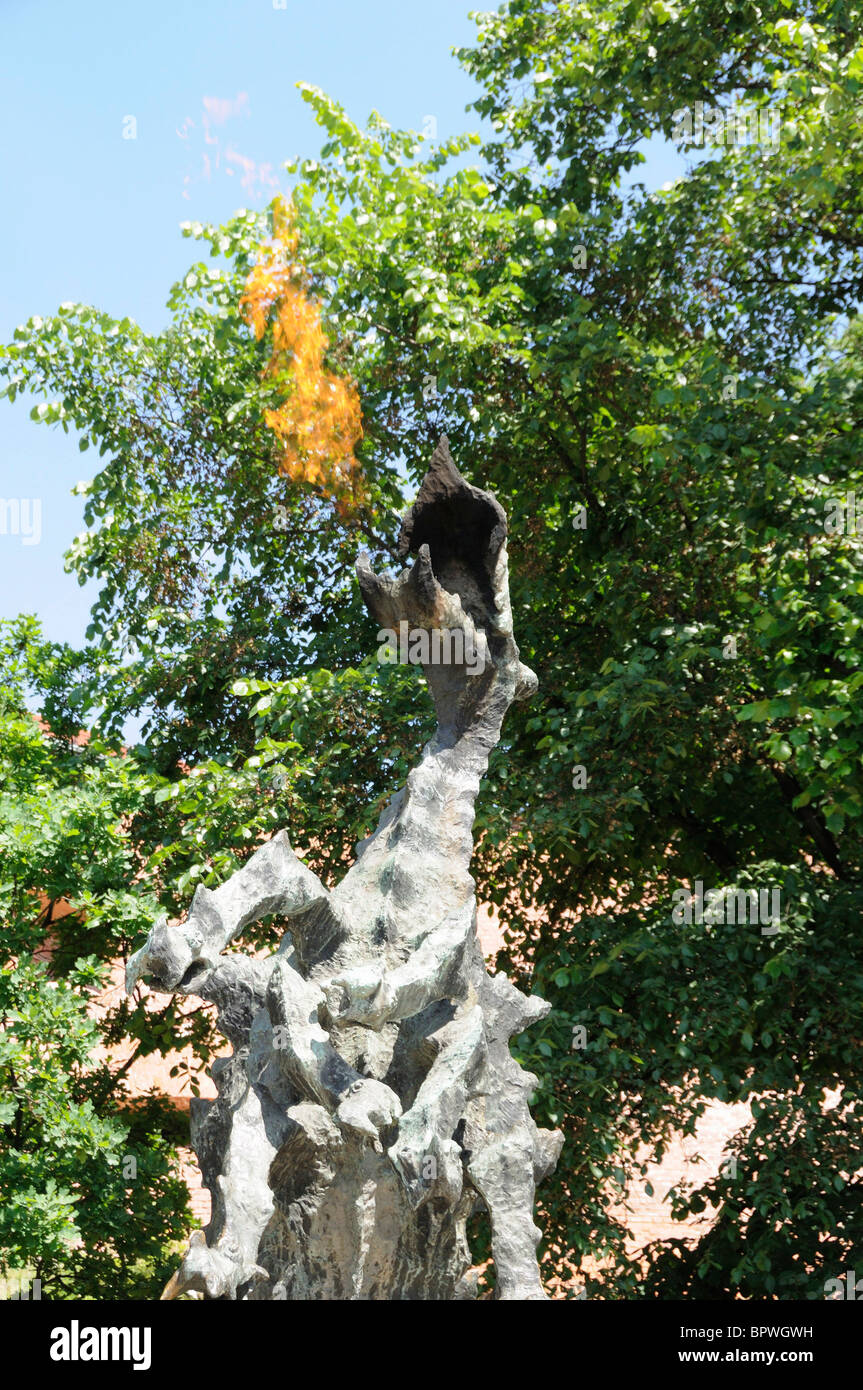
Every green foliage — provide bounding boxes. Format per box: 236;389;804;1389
0;620;191;1298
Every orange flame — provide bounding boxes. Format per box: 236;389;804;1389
240;196;364;516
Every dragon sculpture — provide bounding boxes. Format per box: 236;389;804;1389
127;437;562;1300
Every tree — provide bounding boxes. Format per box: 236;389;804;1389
0;618;191;1298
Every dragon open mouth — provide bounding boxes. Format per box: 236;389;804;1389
396;435;507;623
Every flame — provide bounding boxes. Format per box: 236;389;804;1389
240;196;364;517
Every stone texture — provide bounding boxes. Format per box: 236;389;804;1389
128;436;562;1300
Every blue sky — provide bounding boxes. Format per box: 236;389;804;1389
0;0;682;651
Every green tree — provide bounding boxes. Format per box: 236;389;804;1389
0;618;192;1298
